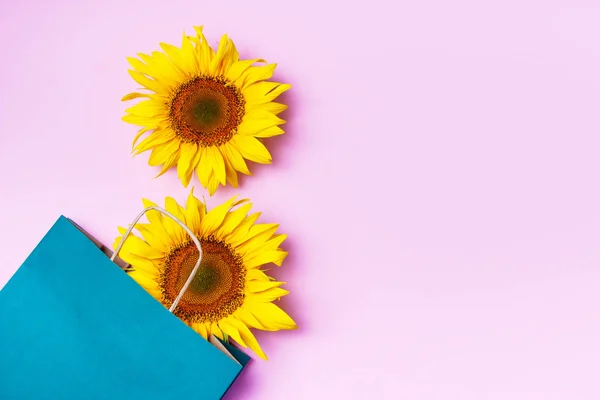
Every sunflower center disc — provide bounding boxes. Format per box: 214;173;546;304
190;96;223;128
160;237;246;323
169;77;245;147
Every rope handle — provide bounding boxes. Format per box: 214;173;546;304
111;206;202;313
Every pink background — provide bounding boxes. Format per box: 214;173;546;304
1;0;600;399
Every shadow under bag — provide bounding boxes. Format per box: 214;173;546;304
0;213;249;400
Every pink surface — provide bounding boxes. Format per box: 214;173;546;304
1;1;600;398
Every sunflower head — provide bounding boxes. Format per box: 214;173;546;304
122;26;290;195
113;191;297;360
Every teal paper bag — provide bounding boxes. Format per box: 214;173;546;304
0;212;249;400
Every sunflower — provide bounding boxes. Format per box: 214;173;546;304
113;191;296;360
122;26;290;195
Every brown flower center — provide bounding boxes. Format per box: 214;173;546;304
169;76;245;146
160;237;246;323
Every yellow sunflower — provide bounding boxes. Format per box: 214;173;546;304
122;26;290;195
113;191;297;360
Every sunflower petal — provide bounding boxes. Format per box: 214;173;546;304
226;59;265;82
132;127;150;149
215;203;252;239
209;146;226;186
221;142;251;175
122;92;152;101
245;250;288;269
250;288;290;303
128;70;165;94
247;268;271;281
134;130;176;154
204;171;217;196
236;64;277;88
226;213;261;244
141;199;162;226
180;32;198;73
164;197;186;242
226;38;239;66
189;142;203;169
243;233;287;260
124;253;159;274
247;302;297;331
245;82;291;104
252;126;285;138
128;269;160;290
192;322;208;339
211;322;224;340
195;147;212;188
248;101;288;115
237;118;281;137
136;223;171;251
243;109;285;124
218;318;246;348
234;307;267;330
221;150;239;187
138;51;183;83
225;316;267;360
184;188;204;235
200;196;238;235
192;26;214;71
127;57;152;75
246;280;285;293
210;34;232;75
159;42;184;71
126;100;167;118
154;151;180;178
177;142;198;187
148;140;180;166
122;113;163;127
234;224;279;250
120;233;164;259
231;135;272;164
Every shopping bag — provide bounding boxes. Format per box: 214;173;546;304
0;206;250;400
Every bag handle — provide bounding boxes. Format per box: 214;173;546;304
111;206;203;313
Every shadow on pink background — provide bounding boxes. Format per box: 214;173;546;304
1;0;600;399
